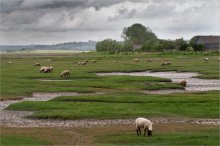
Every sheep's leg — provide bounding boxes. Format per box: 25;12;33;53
136;129;139;136
139;128;141;135
144;128;147;136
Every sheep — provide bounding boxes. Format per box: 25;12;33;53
161;62;166;66
74;61;78;64
204;57;209;62
43;67;52;73
147;59;152;62
218;58;220;62
61;70;70;78
135;117;153;137
165;62;171;66
40;66;52;73
81;61;87;65
78;61;82;65
40;66;46;72
113;61;117;63
179;80;187;87
134;59;140;62
92;60;96;63
8;61;12;64
33;63;40;66
49;66;53;72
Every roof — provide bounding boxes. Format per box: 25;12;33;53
196;36;220;44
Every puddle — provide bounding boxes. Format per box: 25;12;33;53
97;71;220;92
0;92;104;110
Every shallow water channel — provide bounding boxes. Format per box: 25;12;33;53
97;71;220;92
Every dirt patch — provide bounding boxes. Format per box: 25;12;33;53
1;111;219;127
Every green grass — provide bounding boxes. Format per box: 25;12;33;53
1;52;219;99
1;124;219;145
97;129;219;146
1;135;50;146
7;91;219;119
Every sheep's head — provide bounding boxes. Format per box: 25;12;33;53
147;130;152;137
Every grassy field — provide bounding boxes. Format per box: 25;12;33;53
1;124;219;146
1;51;219;145
1;51;219;100
7;91;219;119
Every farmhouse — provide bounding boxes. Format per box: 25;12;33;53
193;35;220;50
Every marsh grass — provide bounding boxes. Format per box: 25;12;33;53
7;91;219;119
1;52;219;99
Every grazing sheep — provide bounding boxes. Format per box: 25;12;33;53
61;70;70;78
40;66;46;72
161;63;166;66
78;61;82;65
165;62;171;66
43;67;52;73
40;66;52;73
92;60;96;63
179;80;187;87
8;61;12;64
49;66;53;72
147;59;152;62
113;61;117;63
74;61;78;64
81;61;87;65
204;57;209;62
135;117;153;137
134;59;140;62
33;63;40;66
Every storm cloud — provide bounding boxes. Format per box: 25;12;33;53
0;0;219;45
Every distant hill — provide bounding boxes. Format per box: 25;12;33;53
0;41;96;52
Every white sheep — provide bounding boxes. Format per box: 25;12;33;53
49;66;53;72
33;63;40;66
92;60;96;63
78;61;82;65
39;66;52;73
81;61;87;65
165;61;171;66
113;61;117;63
43;67;52;73
204;57;209;61
40;66;46;72
135;117;153;137
147;59;152;62
134;59;140;62
61;70;70;78
8;61;12;64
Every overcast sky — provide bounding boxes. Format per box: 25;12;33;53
0;0;219;45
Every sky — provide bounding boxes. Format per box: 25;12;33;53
0;0;219;45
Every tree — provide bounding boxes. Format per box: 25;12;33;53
175;38;188;50
122;23;157;46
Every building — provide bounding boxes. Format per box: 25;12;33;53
194;35;220;50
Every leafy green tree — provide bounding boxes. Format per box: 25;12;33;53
122;23;157;46
175;38;188;50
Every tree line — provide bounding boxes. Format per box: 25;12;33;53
96;23;204;53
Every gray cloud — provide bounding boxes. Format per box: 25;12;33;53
0;0;219;45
